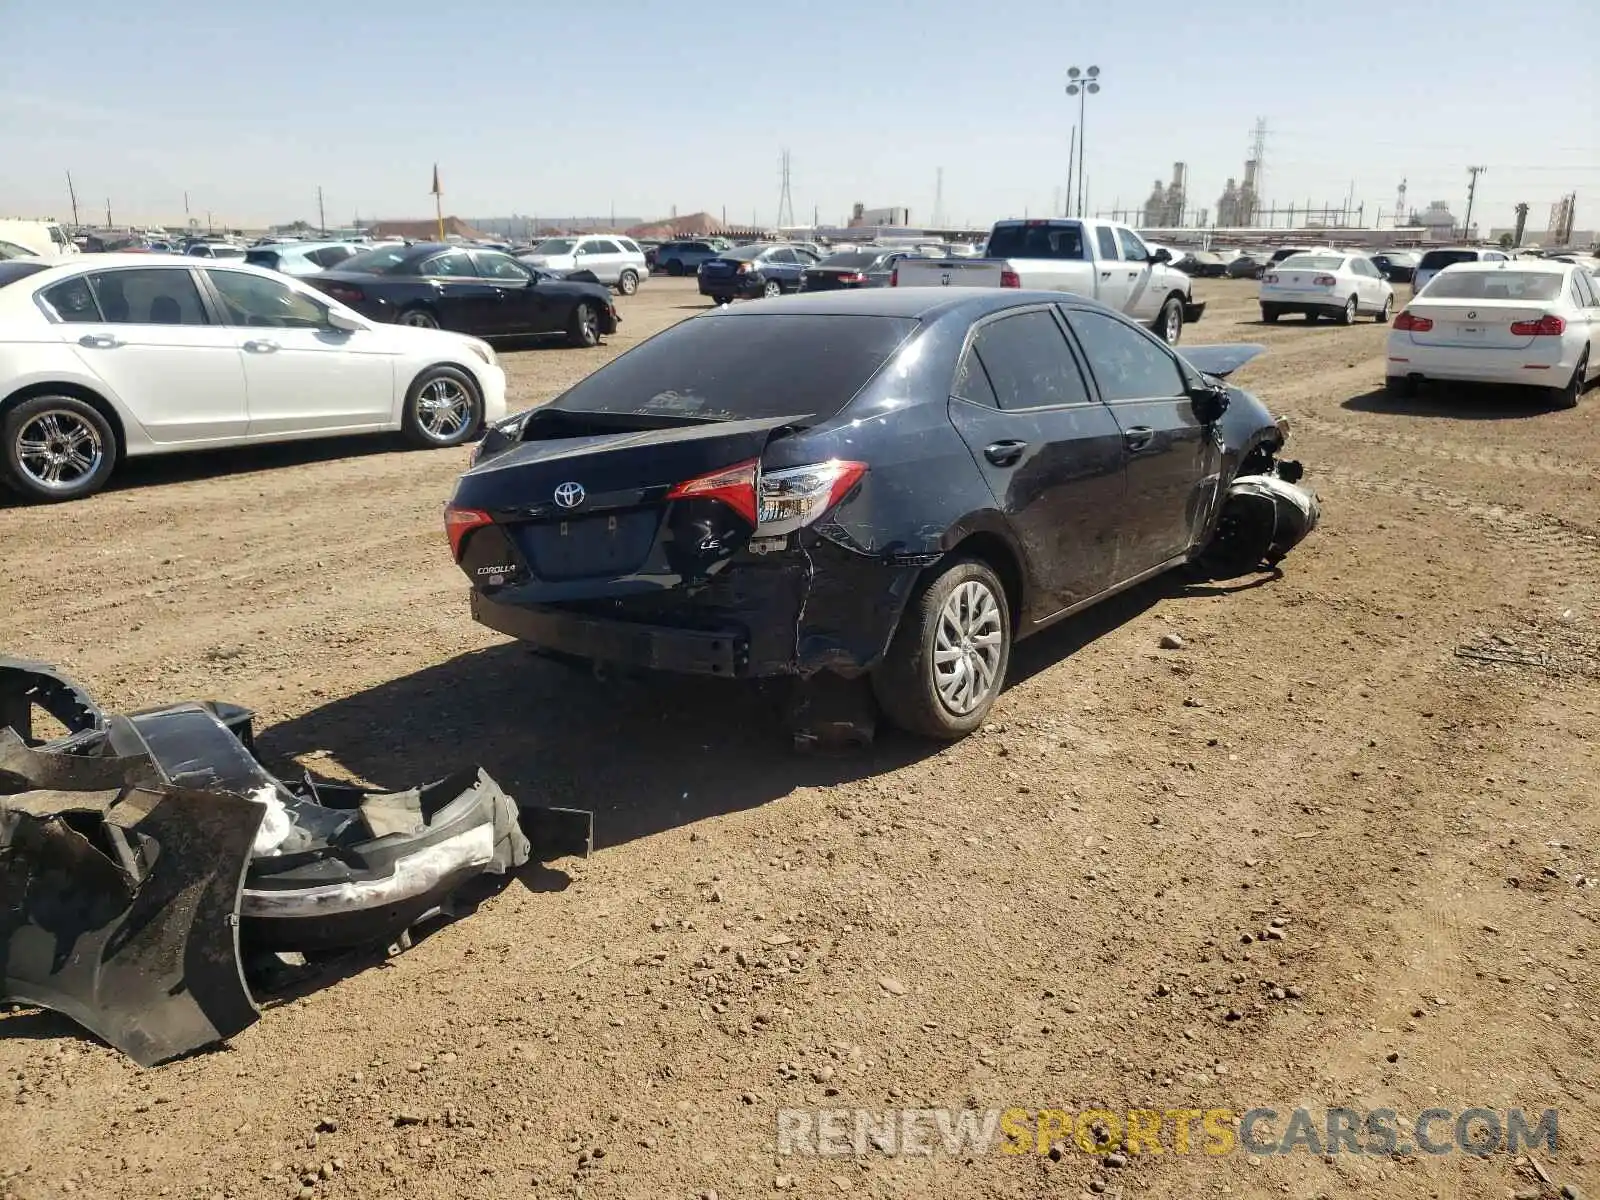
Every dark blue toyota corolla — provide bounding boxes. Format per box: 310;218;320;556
445;289;1315;740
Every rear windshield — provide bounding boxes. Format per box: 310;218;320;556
0;261;49;287
1418;249;1479;270
1418;271;1564;301
985;224;1085;260
244;250;280;268
546;314;919;426
1278;255;1343;270
817;251;881;268
337;246;413;274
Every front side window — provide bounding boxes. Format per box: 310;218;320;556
1117;228;1149;262
472;251;532;281
88;269;210;325
1064;308;1185;402
970;309;1091;411
206;270;327;328
420;252;474;278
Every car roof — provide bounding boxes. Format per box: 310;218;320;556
1437;258;1568;274
710;285;1114;322
18;254;303;280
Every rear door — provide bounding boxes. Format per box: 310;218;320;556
943;306;1128;617
418;249;503;334
1115;227;1161;320
765;247;803;289
48;266;250;444
576;239;623;284
1062;305;1216;571
203;268;395;435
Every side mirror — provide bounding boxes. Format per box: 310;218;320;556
1188;385;1230;425
326;309;363;333
1149;248;1172;264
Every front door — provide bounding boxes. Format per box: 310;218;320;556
1116;227;1161;322
944;306;1128;619
204;268;395;436
470;250;546;334
1089;225;1135;314
1062;305;1218;571
417;249;505;335
50;266;249;444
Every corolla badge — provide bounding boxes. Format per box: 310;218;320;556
553;481;586;508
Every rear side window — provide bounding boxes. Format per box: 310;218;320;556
40;276;102;322
547;314;918;426
244;250;281;269
88;268;210;325
985;224;1086;260
420;252;473;278
1095;227;1119;260
969;310;1091;411
308;246;356;268
1063;308;1185;402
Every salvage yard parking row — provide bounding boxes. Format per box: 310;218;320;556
2;277;1596;1200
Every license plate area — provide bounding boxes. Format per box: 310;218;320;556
514;510;658;581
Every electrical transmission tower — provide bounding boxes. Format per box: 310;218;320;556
776;150;795;230
1463;165;1487;239
1393;178;1408;226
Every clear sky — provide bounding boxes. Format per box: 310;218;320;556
4;0;1596;233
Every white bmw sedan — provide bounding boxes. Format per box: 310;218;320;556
1385;260;1600;409
1259;252;1395;325
0;255;507;502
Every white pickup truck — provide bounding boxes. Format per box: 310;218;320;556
891;218;1205;344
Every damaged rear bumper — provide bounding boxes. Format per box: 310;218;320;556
1;657;591;1065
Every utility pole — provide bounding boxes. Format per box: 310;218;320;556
66;171;80;228
317;186;326;234
933;166;945;228
1065;66;1102;218
1065;126;1076;221
105;198;112;228
1463;165;1487;241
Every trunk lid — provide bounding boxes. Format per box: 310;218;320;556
890;259;1004;287
1403;299;1546;349
801;268;864;291
450;414;801;597
700;257;746;280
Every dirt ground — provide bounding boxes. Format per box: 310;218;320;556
2;277;1596;1200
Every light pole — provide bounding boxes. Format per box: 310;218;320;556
1066;66;1101;218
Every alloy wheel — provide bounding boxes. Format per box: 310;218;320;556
400;309;439;329
763;280;781;299
415;377;472;441
1164;303;1182;343
931;580;1004;716
15;410;104;493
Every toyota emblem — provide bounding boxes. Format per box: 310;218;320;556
1467;310;1477;319
553;481;585;508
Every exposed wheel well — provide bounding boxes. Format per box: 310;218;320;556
941;531;1025;631
0;382;127;461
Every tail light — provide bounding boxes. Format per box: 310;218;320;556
667;459;868;535
756;461;868;536
999;269;1021;288
839;272;866;284
1393;311;1433;332
1509;315;1565;336
444;504;493;559
890;268;899;286
321;283;365;305
1264;273;1278;284
1313;275;1337;286
667;458;759;525
736;262;755;274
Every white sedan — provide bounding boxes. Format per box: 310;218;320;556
1259;252;1394;325
1385;259;1600;409
0;255;506;502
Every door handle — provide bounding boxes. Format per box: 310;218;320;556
78;333;122;349
983;439;1027;467
242;339;280;353
1122;426;1156;452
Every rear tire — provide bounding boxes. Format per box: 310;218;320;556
402;365;483;448
617;270;639;296
397;306;440;330
1260;305;1281;324
1338;296;1357;325
1;393;118;503
872;558;1011;740
665;260;684;277
762;279;782;300
1385;374;1418;398
1375;294;1392;324
1550;351;1587;410
566;301;601;348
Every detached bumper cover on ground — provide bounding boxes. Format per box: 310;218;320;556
0;657;590;1066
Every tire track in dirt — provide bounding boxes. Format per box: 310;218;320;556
1294;413;1597;480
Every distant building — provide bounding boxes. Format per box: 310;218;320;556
1417;200;1457;242
848;204;910;228
367;215;489;241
